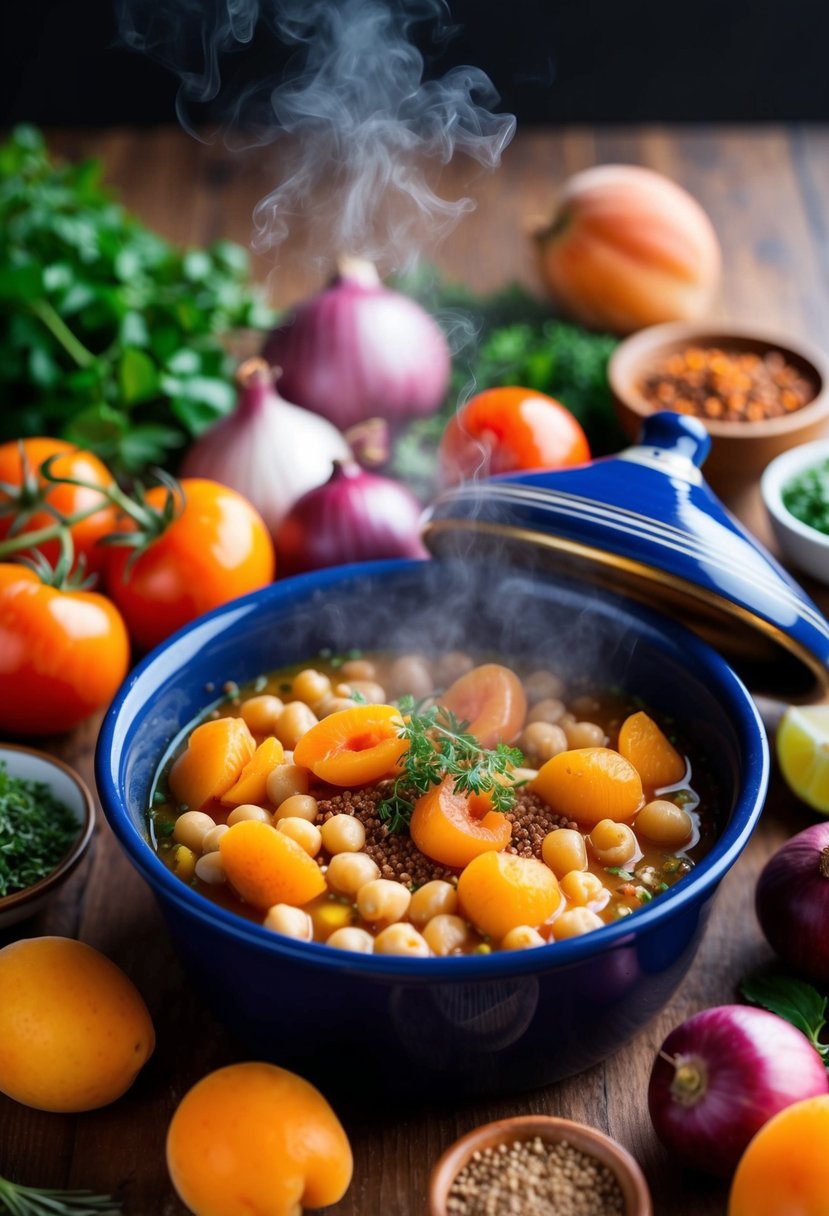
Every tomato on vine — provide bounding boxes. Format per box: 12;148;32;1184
438;386;591;486
0;437;116;574
103;477;275;651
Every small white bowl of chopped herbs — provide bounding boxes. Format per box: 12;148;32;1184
0;744;95;929
761;437;829;586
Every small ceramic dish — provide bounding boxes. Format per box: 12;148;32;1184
427;1115;652;1216
761;438;829;586
0;743;95;929
609;321;829;499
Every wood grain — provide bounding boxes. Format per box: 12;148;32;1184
3;125;829;1216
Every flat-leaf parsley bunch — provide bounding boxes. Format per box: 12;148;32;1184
378;696;523;833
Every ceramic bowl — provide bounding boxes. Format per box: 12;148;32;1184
761;438;829;586
609;322;829;499
96;558;767;1098
428;1115;652;1216
0;744;95;929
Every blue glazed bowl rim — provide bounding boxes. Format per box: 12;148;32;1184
97;558;769;982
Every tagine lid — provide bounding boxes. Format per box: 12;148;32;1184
422;411;829;702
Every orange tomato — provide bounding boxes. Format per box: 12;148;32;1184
0;437;116;573
409;777;512;867
729;1095;829;1216
439;386;590;486
0;564;130;735
438;663;527;748
104;478;275;651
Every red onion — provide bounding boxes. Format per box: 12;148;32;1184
275;460;427;575
648;1004;829;1177
180;358;349;537
756;823;829;986
263;258;451;430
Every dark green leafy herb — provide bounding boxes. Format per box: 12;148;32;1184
740;968;829;1068
0;761;80;897
0;125;273;474
0;1171;122;1215
390;268;623;494
782;460;829;536
378;696;524;833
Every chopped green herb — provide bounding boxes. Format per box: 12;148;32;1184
0;1171;122;1215
0;761;80;897
782;459;829;535
636;887;653;903
377;697;523;832
253;674;268;692
606;867;635;880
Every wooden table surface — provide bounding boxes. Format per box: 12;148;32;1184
3;124;829;1215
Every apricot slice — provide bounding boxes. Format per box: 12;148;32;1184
438;663;527;747
220;736;286;806
293;703;407;786
458;851;561;940
728;1095;829;1216
409;777;512;868
219;820;327;909
617;710;686;789
531;747;644;826
169;717;256;811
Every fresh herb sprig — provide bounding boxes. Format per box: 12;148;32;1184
0;761;80;897
378;696;523;833
0;1172;121;1215
740;969;829;1069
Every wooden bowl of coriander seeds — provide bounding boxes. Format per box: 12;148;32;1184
428;1115;652;1216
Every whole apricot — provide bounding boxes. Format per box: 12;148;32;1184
166;1062;353;1216
0;936;155;1112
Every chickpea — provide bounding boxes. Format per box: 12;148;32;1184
524;669;565;703
564;720;607;749
291;669;331;706
570;694;602;717
519;721;568;763
275;701;319;750
387;654;434;700
434;651;474;684
357;879;411;927
239;694;283;734
501;925;545;950
552;907;605;940
314;695;358;717
266;764;310;807
541;828;587;878
173;810;216;852
263;904;313;941
320;814;366;855
589;819;638;867
326;852;381;897
334;679;387;704
226;803;272;826
423;914;472;956
326;926;375;953
273;793;318;824
636;799;694;846
560;870;607;907
202;824;230;853
340;658;378;682
408;880;458;928
277;817;322;857
373;924;431;957
527;697;566;725
194;852;226;885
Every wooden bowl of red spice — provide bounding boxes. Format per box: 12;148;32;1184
427;1115;652;1216
609;322;829;501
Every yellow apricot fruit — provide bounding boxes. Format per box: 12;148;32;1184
166;1061;353;1216
0;936;155;1112
457;851;561;940
219;819;327;909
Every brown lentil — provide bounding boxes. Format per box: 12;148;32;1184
639;345;814;423
446;1136;625;1216
504;792;576;860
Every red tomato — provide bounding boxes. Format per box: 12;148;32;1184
439;386;591;486
104;478;275;651
0;564;130;735
0;438;117;574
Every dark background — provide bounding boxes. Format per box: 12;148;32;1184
2;0;828;126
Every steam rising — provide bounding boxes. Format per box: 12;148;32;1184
116;0;516;269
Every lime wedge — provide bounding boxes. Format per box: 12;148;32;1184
776;704;829;814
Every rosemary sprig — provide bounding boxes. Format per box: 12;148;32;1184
0;1172;122;1215
378;697;524;832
